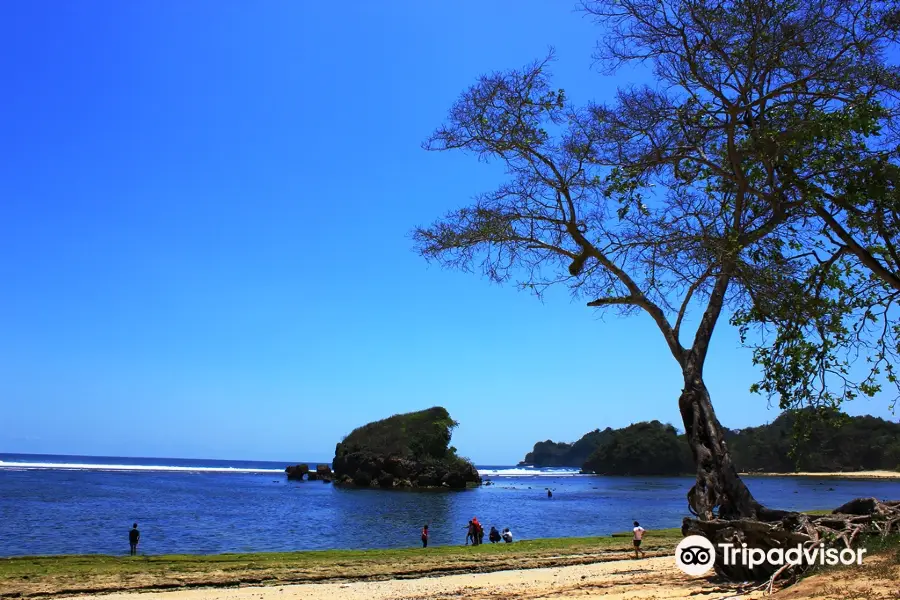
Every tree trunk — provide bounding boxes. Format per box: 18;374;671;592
678;366;900;584
679;366;764;521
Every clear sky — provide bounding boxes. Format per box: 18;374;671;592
1;1;896;465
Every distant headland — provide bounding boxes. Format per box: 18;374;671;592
520;409;900;476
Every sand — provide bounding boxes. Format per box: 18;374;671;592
742;470;900;479
57;557;765;600
48;550;900;600
773;555;899;599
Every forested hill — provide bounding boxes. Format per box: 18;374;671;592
520;429;613;468
724;410;900;473
519;410;900;476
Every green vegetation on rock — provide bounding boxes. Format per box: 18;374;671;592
331;407;481;488
726;409;900;474
522;410;900;475
582;421;694;476
520;429;612;468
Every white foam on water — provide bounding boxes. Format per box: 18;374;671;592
480;467;587;477
0;461;284;474
0;462;585;477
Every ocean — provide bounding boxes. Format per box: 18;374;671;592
2;453;899;557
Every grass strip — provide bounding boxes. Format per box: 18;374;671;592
0;529;683;597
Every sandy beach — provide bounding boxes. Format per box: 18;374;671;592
55;557;762;600
742;470;900;479
6;529;895;600
51;553;900;600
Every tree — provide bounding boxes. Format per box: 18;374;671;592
716;0;900;416
736;248;900;422
735;190;900;415
414;0;900;582
413;51;796;522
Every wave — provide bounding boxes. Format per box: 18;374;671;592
479;467;587;477
0;461;285;474
0;461;585;477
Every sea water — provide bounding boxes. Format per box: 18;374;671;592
2;453;899;557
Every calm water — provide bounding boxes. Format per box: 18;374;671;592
2;453;900;557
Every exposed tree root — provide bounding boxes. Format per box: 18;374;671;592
683;497;900;590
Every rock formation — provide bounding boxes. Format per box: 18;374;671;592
285;464;309;480
331;406;481;489
285;463;333;483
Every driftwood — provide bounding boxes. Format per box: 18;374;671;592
683;497;900;589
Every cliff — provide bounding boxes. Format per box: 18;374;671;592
520;428;614;467
331;406;481;489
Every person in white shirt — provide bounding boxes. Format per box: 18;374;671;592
632;521;646;558
501;527;513;543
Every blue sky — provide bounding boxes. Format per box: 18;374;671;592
1;1;896;465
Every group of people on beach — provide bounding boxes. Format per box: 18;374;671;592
419;518;513;548
464;517;513;545
488;526;513;544
418;519;643;553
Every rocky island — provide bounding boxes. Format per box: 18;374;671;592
331;406;481;489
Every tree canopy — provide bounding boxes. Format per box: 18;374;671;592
696;0;900;413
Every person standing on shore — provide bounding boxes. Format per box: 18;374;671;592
632;521;645;559
464;520;474;545
421;524;429;548
128;523;140;556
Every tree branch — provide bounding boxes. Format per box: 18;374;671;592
813;203;900;293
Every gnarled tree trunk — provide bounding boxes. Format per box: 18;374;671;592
676;366;900;585
680;367;795;581
680;364;766;521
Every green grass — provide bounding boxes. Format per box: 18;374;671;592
859;533;900;560
0;530;685;597
1;530;684;573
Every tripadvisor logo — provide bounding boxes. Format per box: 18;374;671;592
674;535;867;577
675;536;716;576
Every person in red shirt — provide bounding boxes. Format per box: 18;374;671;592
421;524;429;548
472;517;483;546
